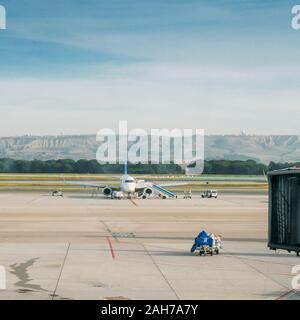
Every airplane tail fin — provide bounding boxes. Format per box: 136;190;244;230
124;163;128;175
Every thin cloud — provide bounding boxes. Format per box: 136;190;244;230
0;0;299;136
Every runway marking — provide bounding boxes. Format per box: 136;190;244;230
223;249;291;295
139;242;180;300
100;220;120;242
101;221;112;234
51;242;71;300
275;289;298;300
107;237;116;260
128;198;138;206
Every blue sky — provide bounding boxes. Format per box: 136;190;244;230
0;0;299;136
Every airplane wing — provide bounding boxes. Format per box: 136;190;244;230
64;181;116;189
135;180;190;188
157;181;191;187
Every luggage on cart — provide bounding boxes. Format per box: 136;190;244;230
191;230;222;256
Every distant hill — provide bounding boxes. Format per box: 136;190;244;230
0;134;299;164
204;135;300;163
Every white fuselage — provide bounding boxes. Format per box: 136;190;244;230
120;174;136;195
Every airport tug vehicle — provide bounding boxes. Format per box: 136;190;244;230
201;190;218;198
190;230;222;256
52;190;63;197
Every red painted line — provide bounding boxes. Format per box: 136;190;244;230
107;237;116;260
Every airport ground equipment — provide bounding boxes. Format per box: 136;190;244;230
204;189;217;198
201;190;218;198
52;190;63;197
111;191;124;199
152;184;176;199
190;230;222;256
183;190;192;199
268;168;300;256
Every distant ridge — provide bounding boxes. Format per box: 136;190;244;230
0;134;299;163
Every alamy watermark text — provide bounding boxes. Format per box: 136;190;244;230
292;5;300;29
96;121;204;175
0;4;6;30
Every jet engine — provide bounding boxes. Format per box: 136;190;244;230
142;188;153;199
103;187;113;196
144;188;153;195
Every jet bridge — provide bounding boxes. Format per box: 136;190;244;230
268;168;300;256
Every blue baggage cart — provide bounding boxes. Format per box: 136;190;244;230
191;230;221;256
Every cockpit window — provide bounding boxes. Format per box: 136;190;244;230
125;180;134;183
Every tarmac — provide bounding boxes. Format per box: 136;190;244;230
0;191;299;300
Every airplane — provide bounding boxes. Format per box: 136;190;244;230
67;164;187;199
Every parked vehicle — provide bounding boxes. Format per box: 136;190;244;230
111;191;124;199
52;190;63;197
201;189;218;198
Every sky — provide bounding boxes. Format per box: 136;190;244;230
0;0;300;136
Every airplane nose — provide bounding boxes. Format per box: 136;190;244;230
123;184;135;193
128;185;135;192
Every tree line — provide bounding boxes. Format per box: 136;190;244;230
0;158;298;175
0;158;183;174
